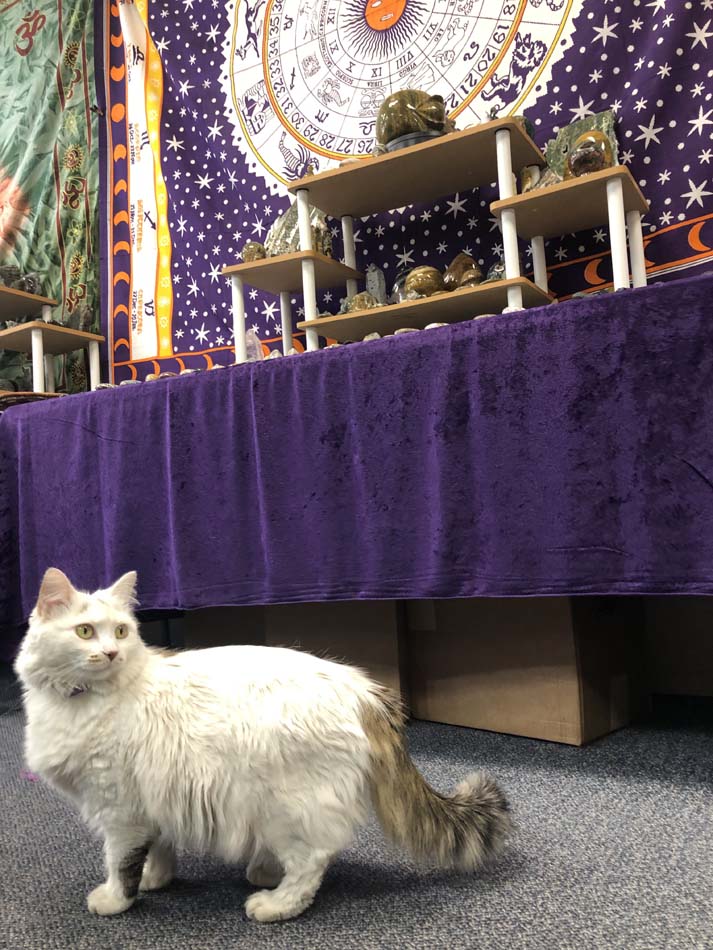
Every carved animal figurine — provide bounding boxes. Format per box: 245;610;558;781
376;90;447;148
444;252;480;291
459;267;485;288
347;291;380;312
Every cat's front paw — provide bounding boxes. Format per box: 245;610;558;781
87;883;134;916
245;890;311;922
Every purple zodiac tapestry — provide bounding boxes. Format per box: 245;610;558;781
96;0;713;382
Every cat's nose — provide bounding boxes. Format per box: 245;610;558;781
103;649;118;662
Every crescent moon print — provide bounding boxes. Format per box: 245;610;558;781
687;222;711;254
584;258;606;286
342;0;427;61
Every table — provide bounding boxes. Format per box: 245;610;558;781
1;273;712;626
0;321;105;393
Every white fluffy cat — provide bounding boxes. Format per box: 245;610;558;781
15;568;512;922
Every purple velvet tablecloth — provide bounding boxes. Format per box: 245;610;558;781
2;273;713;626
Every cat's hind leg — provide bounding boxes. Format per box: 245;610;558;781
140;836;176;892
246;846;283;889
244;842;330;922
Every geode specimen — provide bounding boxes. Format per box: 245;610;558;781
483;258;507;283
542;110;618;182
264;202;330;257
565;130;614;179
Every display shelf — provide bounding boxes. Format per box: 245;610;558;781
286;119;545;219
491;166;649;292
491;167;649;240
296;278;552;342
0;321;105;355
0;321;104;393
222;251;362;294
0;286;57;320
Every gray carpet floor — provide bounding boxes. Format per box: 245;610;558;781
1;690;712;950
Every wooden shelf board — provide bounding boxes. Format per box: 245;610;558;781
0;390;64;399
297;278;552;341
0;321;104;356
491;166;649;240
0;286;57;320
287;119;545;219
222;250;362;293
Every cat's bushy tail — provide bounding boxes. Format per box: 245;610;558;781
360;687;512;871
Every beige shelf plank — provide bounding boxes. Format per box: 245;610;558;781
0;321;105;356
222;250;362;293
287;119;545;219
491;166;649;240
297;278;552;342
0;286;57;321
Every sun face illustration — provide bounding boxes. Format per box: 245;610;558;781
343;0;426;60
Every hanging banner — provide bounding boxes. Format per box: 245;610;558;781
0;0;99;389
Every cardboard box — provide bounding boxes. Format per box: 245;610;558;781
173;605;266;650
407;597;644;745
265;601;408;698
644;597;713;697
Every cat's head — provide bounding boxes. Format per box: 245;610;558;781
14;568;146;696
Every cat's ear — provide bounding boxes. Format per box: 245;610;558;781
108;571;138;608
35;568;76;619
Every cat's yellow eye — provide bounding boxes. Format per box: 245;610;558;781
75;624;94;640
115;624;128;640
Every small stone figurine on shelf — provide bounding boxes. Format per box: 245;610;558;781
533;109;618;190
374;89;448;153
365;263;387;305
565;130;614;179
242;241;266;261
443;252;482;290
403;266;445;298
264;202;332;258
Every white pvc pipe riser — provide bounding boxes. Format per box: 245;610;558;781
231;275;248;363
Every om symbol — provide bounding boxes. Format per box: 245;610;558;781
62;178;87;211
65;283;87;315
15;10;47;57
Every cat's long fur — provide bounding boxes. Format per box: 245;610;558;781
15;568;512;922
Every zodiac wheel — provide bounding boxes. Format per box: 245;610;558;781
222;0;577;192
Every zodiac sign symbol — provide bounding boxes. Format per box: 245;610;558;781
278;133;319;181
236;0;266;60
482;32;547;108
317;79;347;108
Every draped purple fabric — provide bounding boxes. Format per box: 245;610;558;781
2;274;713;626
